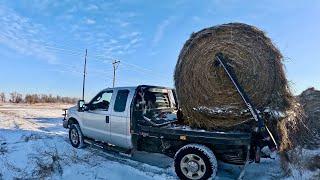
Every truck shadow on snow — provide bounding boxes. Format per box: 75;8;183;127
24;117;66;133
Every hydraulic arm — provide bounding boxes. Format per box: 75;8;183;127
214;52;277;153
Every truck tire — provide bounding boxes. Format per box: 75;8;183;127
69;124;85;148
174;144;217;180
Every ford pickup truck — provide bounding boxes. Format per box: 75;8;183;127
62;85;256;179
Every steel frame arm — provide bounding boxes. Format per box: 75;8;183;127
214;52;277;150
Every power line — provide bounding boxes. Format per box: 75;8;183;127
28;42;162;78
41;44;84;56
0;31;165;77
1;31;172;85
0;38;169;81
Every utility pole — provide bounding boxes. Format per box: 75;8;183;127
112;60;120;88
82;49;88;100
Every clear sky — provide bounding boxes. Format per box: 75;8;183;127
0;0;319;100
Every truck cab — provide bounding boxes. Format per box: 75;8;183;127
65;85;177;150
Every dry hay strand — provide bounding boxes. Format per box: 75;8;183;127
277;100;316;151
277;92;320;176
174;23;293;130
298;87;320;137
280;148;320;179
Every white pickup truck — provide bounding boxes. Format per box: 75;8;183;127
63;85;256;179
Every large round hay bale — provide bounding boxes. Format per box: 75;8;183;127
174;23;292;129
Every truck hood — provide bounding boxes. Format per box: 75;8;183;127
67;105;77;114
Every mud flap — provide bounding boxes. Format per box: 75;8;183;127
237;145;250;180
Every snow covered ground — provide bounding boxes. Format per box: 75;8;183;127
0;103;312;179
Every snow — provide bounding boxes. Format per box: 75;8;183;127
263;108;286;118
193;106;236;115
0;103;174;179
283;148;320;180
0;103;317;179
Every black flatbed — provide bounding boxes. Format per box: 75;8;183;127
138;124;252;146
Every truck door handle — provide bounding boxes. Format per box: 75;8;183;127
106;116;110;123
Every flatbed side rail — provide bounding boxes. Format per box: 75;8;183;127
139;125;251;146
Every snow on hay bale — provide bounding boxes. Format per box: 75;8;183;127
174;23;292;129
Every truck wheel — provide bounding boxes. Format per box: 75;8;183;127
69;124;85;148
174;144;217;180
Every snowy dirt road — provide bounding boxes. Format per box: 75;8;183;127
0;103;285;179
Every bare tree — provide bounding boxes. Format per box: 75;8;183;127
9;92;23;103
9;92;17;103
26;94;60;104
25;94;35;104
0;92;5;102
9;92;78;104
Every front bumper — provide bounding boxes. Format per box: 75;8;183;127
62;108;69;129
63;119;69;129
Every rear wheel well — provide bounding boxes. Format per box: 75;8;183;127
68;117;79;125
172;143;213;155
162;140;214;158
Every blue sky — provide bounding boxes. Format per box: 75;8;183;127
0;0;319;99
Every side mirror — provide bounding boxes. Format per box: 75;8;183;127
77;100;85;112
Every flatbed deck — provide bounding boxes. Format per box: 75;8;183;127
138;124;252;146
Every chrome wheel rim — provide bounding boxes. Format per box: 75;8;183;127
70;129;79;145
180;154;206;179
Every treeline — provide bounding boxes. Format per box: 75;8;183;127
0;92;78;104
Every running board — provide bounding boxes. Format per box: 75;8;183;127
84;139;133;157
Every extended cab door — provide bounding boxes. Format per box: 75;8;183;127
109;88;133;149
81;90;114;143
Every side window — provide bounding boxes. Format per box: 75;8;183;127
114;90;129;112
91;91;113;111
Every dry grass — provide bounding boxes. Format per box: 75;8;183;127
22;133;43;142
0;145;8;155
298;88;320;138
276;100;316;151
30;145;97;179
31;147;63;179
278;88;320;179
280;147;320;179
